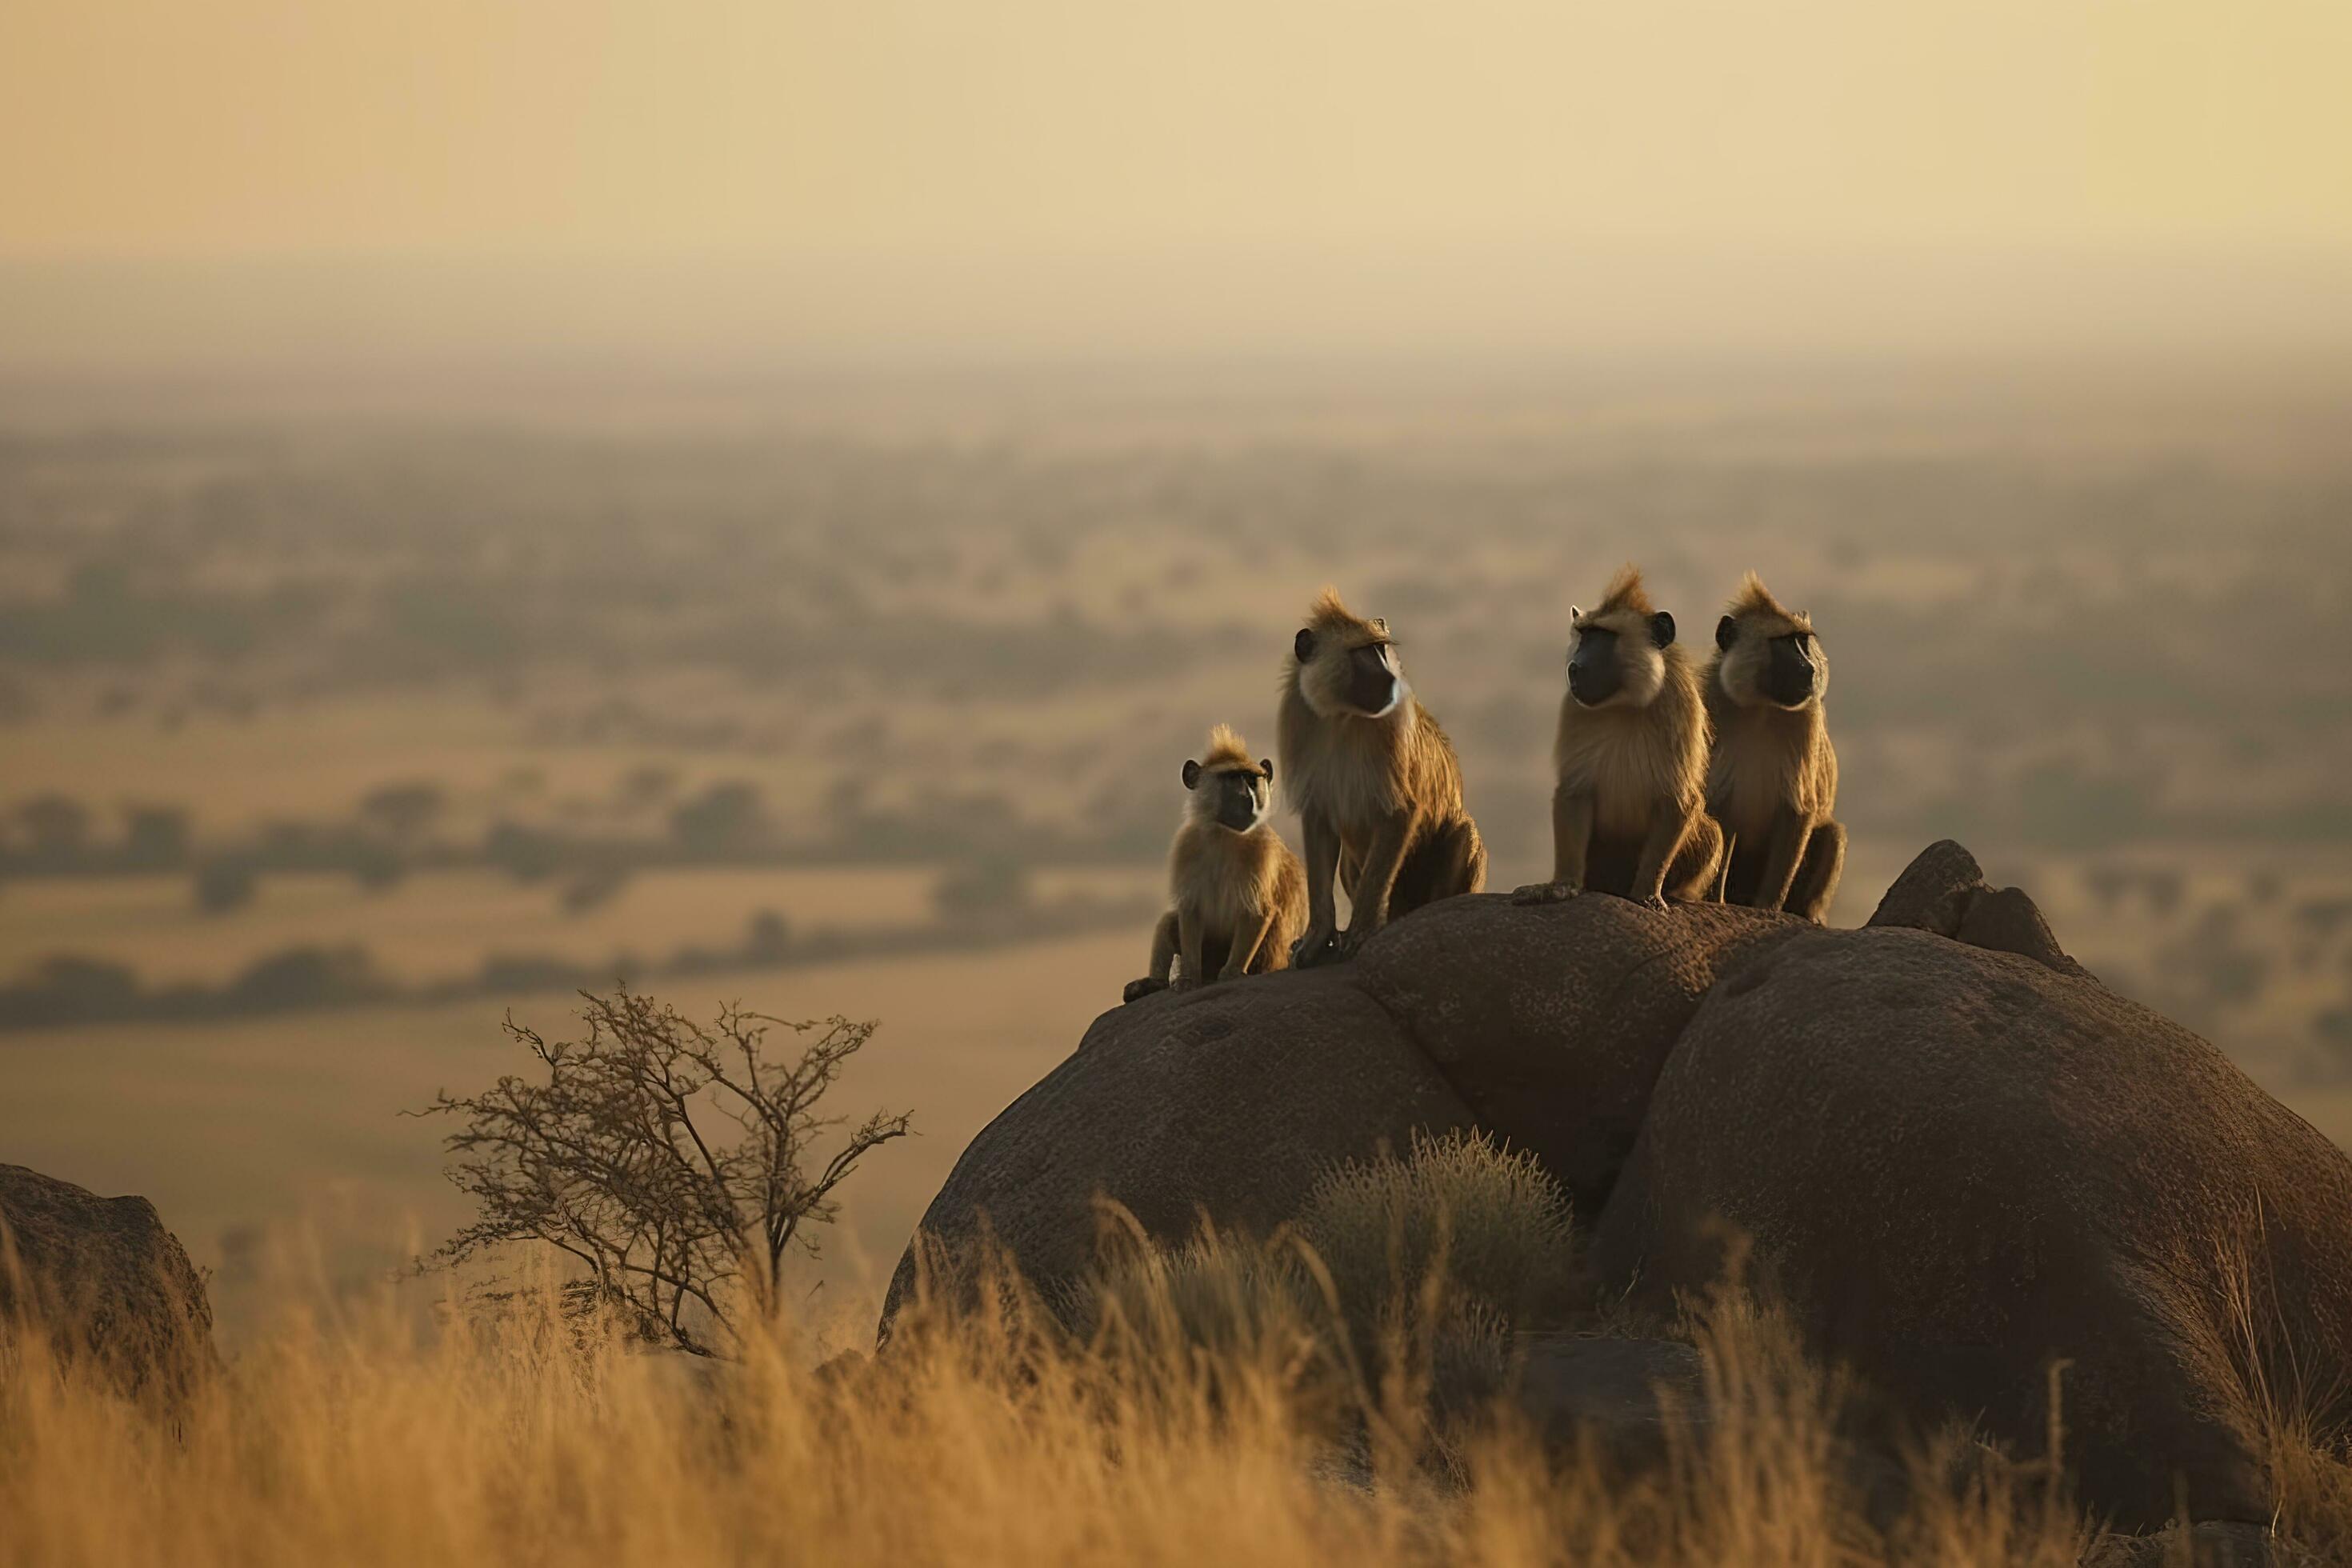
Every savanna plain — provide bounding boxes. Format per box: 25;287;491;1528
5;362;2352;1565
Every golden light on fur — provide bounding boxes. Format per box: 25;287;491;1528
1590;562;1656;618
1703;573;1845;921
1125;725;1305;1001
1278;592;1485;964
1199;722;1254;772
1518;565;1724;908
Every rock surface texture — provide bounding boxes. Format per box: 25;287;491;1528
0;1162;216;1404
882;841;2352;1535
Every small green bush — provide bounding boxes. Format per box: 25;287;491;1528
1072;1130;1572;1415
1295;1128;1575;1338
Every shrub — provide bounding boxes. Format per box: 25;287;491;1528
417;987;911;1356
1067;1130;1570;1442
1295;1128;1576;1338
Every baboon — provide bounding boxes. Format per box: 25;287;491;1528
1122;725;1307;1002
1514;565;1724;909
1704;572;1845;922
1279;588;1486;966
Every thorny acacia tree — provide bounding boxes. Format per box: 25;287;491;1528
418;986;912;1356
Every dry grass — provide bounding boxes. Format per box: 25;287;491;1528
10;1134;2350;1566
14;1208;2352;1568
0;1254;2124;1568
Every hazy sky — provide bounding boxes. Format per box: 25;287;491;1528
4;0;2348;366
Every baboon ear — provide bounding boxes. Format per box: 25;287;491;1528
1294;628;1316;663
1568;604;1582;624
1650;611;1676;648
1182;759;1203;790
1716;614;1738;651
1372;617;1387;635
1258;758;1274;782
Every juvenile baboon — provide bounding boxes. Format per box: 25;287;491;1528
1514;565;1723;909
1122;725;1307;1003
1703;572;1845;922
1279;589;1486;966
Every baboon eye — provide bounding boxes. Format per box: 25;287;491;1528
1716;615;1738;651
1294;628;1315;662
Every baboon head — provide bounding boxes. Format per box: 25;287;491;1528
1184;724;1274;831
1713;571;1826;710
1291;587;1405;721
1566;566;1678;709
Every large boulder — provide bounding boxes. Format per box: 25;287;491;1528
1589;917;2352;1530
879;890;1814;1339
0;1163;215;1404
878;966;1477;1336
1354;893;1806;1210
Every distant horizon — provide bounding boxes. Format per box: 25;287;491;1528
5;239;2350;382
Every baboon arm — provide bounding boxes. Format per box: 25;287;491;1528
1753;810;1814;915
1176;906;1205;985
1147;910;1179;982
1222;908;1278;979
1550;787;1595;890
1302;809;1342;934
1633;802;1697;905
1342;810;1414;941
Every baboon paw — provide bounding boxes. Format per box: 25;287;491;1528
1512;881;1579;905
1121;978;1167;1004
1166;976;1202;993
1291;930;1339;968
1637;894;1671;913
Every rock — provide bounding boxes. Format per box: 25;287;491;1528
1353;894;1806;1211
1590;923;2352;1530
877;966;1476;1338
1865;837;1988;936
1868;837;2088;978
0;1162;215;1404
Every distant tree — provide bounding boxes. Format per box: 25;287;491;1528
670;782;768;855
18;794;91;858
360;782;446;842
2314;1007;2352;1080
417;989;910;1355
122;805;191;870
194;854;258;914
348;838;408;892
485;821;562;882
225;945;385;1012
744;910;792;963
934;853;1031;922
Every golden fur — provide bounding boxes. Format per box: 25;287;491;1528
1702;572;1845;921
1123;726;1306;1000
1278;588;1486;962
1518;566;1724;906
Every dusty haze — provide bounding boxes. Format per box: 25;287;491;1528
5;0;2350;366
2;1;2350;1337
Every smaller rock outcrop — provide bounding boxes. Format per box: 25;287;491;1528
0;1162;216;1403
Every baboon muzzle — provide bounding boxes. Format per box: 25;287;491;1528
1347;645;1401;716
1766;634;1818;706
1567;630;1623;706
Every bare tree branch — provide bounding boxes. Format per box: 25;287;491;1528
415;986;910;1356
